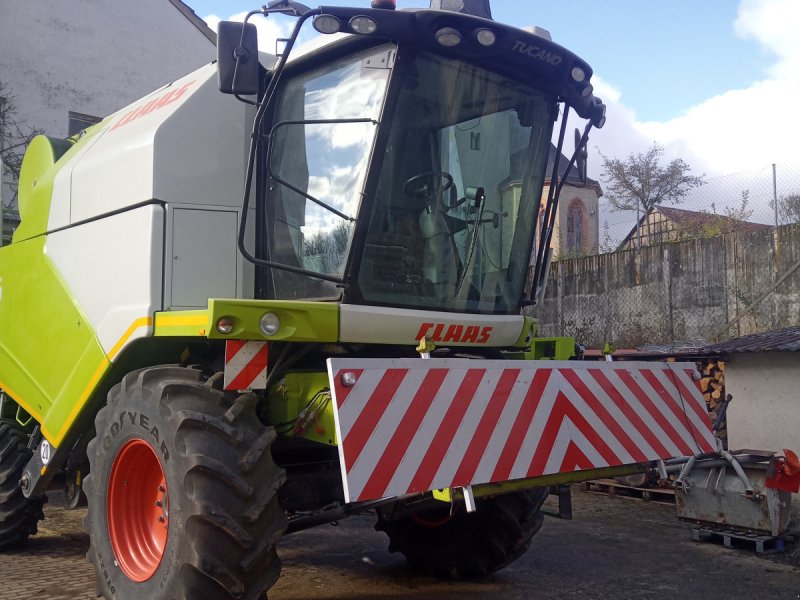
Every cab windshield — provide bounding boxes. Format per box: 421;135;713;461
262;45;554;313
357;51;554;313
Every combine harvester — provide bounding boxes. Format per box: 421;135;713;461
3;0;780;598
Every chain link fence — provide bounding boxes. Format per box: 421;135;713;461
532;164;800;349
600;163;800;252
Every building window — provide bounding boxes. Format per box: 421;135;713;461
566;199;584;254
68;111;101;136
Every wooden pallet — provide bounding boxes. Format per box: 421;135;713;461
580;478;676;504
691;526;794;554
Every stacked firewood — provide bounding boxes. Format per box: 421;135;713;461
697;358;727;448
698;359;725;409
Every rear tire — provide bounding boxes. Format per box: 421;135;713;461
0;418;46;550
85;366;286;599
376;487;548;578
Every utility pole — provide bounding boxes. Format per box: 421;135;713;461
772;163;778;227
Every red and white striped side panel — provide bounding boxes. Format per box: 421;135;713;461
327;358;716;503
224;340;268;391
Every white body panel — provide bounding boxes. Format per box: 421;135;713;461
166;206;240;308
45;205;164;355
339;304;525;347
49;63;250;227
45;62;257;328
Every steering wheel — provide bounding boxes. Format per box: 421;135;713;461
403;171;454;199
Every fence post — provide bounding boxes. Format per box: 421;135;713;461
662;245;674;340
556;260;564;337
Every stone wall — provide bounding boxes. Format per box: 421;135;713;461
528;222;800;348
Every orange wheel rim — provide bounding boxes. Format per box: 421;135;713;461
107;439;168;581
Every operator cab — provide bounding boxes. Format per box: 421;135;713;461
219;2;605;315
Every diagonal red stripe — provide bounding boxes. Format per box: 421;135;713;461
561;369;648;463
662;369;716;453
225;343;268;390
560;441;594;471
451;369;520;488
225;339;246;363
675;368;715;432
358;369;448;500
527;391;622;477
407;369;486;493
617;370;693;456
490;369;551;482
589;369;671;458
332;369;364;409
642;370;706;453
342;369;407;474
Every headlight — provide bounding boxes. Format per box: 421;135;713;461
259;312;281;336
215;317;234;334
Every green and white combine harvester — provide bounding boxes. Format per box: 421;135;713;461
0;1;719;597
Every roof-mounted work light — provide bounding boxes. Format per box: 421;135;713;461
350;15;378;34
435;27;462;47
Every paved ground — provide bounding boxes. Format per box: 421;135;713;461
2;487;798;599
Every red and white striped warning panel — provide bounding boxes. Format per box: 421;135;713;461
327;358;716;503
224;340;268;391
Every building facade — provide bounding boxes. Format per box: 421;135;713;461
618;205;772;251
0;0;216;243
540;149;602;259
704;327;800;527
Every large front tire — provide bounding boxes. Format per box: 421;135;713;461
376;487;548;578
0;419;46;550
85;366;286;599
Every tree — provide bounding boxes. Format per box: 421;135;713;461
599;143;705;213
776;192;800;224
675;191;754;239
1;80;39;213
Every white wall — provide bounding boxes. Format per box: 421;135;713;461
0;0;215;210
725;352;800;527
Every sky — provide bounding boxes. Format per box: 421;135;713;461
188;0;800;228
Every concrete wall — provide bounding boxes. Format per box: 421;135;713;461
530;222;800;348
724;352;800;526
0;0;216;211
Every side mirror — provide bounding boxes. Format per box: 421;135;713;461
217;21;259;95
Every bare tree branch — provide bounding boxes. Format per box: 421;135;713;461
1;80;40;212
598;143;705;213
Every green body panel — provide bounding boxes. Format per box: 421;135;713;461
208;299;339;342
505;336;577;361
267;371;336;445
432;463;647;503
529;337;576;360
0;134;109;445
153;310;210;337
13;136;69;242
512;316;538;348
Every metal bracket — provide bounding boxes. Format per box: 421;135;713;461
720;450;755;496
675;455;697;494
461;485;476;513
416;337;436;359
20;436;61;498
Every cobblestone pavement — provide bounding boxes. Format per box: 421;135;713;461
1;494;94;600
1;488;798;599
